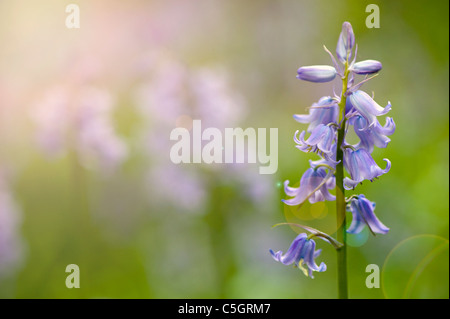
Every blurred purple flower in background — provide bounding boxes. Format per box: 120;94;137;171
136;52;273;213
0;172;23;276
32;85;127;173
148;164;207;213
134;50;277;297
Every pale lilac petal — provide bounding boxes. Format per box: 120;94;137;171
295;125;336;158
293;97;339;132
347;195;389;235
283;168;335;205
283;180;298;197
303;240;327;278
358;196;389;234
293;114;311;123
347;201;367;234
378;117;396;135
352;116;395;152
349;91;391;129
344;177;360;190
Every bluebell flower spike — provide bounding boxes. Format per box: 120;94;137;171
272;21;394;284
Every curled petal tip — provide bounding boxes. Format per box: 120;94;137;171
382;158;391;173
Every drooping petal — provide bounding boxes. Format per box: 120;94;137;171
303;239;327;278
347;201;367;234
269;233;308;265
293;96;339;132
347;195;389;235
282;169;313;206
270;234;327;278
316;167;336;201
343;148;391;190
309;144;339;169
320;183;336;201
292;113;311;123
326;175;336;189
295;125;336;157
358;195;389;234
351;116;396;153
282;182;310;206
378;117;396;135
282;167;334;205
343;176;360;190
349;90;391;129
302;126;327;145
309;189;325;204
293;130;302;144
343;148;362;187
317;127;335;154
283;180;298;197
369;158;391;177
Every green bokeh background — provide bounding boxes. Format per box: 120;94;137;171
0;0;448;298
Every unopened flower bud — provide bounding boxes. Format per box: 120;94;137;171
296;65;337;83
336;22;355;63
350;60;382;74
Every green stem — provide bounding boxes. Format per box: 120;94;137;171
336;62;349;299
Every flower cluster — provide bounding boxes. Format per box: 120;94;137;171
270;22;394;277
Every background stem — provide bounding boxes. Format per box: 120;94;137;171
204;183;236;298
